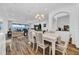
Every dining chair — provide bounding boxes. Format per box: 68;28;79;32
42;37;56;55
0;33;6;55
48;38;56;55
6;38;12;53
35;31;49;55
42;32;58;55
55;31;70;55
28;29;32;42
28;29;36;50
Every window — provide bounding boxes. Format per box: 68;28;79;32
11;23;30;32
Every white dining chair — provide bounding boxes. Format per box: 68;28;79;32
49;38;57;55
35;31;49;55
0;33;6;55
28;29;32;42
28;29;36;50
6;38;12;53
55;31;70;55
43;32;58;55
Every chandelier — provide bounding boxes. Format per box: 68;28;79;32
35;13;45;21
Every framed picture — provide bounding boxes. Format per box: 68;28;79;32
43;24;46;27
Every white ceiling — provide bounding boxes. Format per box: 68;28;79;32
0;3;77;22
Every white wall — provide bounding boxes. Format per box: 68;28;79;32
48;5;79;48
70;6;79;48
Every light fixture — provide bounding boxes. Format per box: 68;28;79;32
35;13;45;21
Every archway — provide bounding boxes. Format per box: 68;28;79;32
53;11;70;31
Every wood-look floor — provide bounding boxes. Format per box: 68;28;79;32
6;36;79;55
